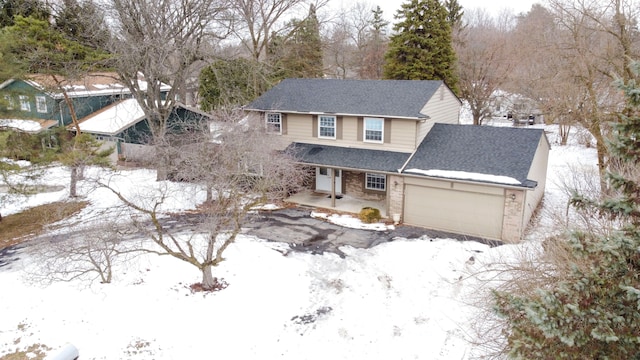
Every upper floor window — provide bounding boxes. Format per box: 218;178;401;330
266;112;281;134
365;173;386;191
319;115;336;139
364;117;383;143
3;95;14;110
36;96;47;113
19;95;30;111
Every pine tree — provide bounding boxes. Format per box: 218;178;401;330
383;0;458;93
0;0;49;28
359;6;389;79
269;4;323;79
493;62;640;359
199;58;272;111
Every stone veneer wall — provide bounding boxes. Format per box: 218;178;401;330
344;171;385;201
501;189;526;242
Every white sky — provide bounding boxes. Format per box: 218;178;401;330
331;0;542;22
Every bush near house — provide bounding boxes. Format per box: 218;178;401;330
359;207;381;223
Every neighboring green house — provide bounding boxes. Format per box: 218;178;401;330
0;73;151;131
0;72;210;163
74;98;211;162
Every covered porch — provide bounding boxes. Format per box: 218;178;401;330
285;190;388;217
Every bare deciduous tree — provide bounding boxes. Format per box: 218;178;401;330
102;0;230;178
28;223;137;285
510;0;639;181
97;113;307;290
230;0;307;61
456;9;514;125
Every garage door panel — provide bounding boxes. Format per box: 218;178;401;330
404;184;504;239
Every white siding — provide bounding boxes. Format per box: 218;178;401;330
416;84;461;144
523;136;550;226
282;114;419;152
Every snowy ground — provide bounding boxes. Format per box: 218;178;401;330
0;121;598;359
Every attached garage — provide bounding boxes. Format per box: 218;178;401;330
403;178;506;240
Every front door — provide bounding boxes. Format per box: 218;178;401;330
316;167;342;194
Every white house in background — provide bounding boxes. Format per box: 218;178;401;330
245;79;550;242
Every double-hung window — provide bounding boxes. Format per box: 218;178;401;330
266;112;281;134
319;115;336;139
365;173;386;191
364;117;383;143
19;95;30;111
36;96;47;113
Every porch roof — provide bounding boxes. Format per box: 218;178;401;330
287;142;411;173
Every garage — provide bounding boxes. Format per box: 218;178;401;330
403;180;506;240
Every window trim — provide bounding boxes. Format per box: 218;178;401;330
19;95;30;111
365;173;386;191
363;117;384;143
266;112;282;134
318;115;336;139
35;96;47;113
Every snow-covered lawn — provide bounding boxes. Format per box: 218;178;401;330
0;123;597;359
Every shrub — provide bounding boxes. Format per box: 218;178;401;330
358;207;381;223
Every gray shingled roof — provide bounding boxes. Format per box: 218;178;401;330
287;142;411;173
246;78;445;118
403;123;546;188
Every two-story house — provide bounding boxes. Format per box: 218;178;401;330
245;78;550;242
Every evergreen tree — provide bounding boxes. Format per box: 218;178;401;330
52;0;110;50
383;0;459;93
199;58;273;111
444;0;464;30
268;4;323;79
493;62;640;359
359;5;389;79
0;0;49;27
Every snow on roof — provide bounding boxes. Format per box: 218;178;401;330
0;119;57;133
76;98;146;135
16;73;171;99
404;168;522;186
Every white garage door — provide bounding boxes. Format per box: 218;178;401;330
404;184;505;239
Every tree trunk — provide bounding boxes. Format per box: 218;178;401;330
206;186;213;203
201;265;217;290
70;166;78;198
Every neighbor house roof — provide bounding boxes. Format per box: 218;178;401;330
0;72;171;99
402;123;547;188
287;142;411;173
73;98;146;136
0;118;57;133
246;79;451;119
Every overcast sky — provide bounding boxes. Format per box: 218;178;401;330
342;0;542;22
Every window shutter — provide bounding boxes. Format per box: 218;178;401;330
384;118;391;143
281;114;288;135
312;115;318;137
336;116;343;140
357;117;363;141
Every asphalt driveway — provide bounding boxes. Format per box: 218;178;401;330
243;207;496;257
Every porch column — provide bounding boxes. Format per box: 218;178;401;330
330;168;336;207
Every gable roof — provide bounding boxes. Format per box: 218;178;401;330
246;79;451;119
73;98;146;135
74;99;212;136
402;123;547;188
287;142;411;173
1;72;171;99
